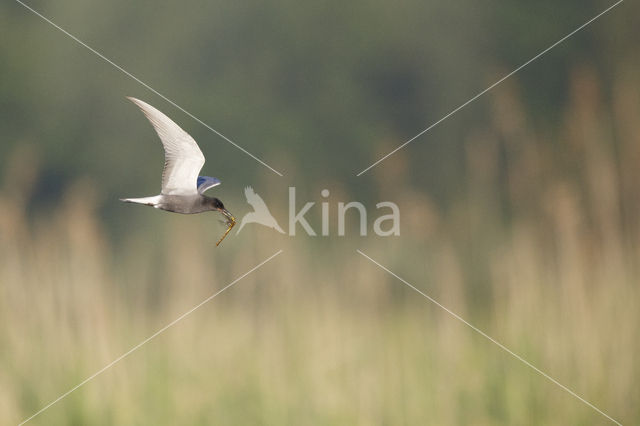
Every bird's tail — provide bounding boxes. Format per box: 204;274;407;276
120;195;161;207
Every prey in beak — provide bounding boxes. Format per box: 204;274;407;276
216;207;236;246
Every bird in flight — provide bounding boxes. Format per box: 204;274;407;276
120;97;236;246
237;186;285;234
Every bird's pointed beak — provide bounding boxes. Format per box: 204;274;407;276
216;208;236;246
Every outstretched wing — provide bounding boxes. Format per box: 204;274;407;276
244;186;270;212
197;176;221;194
128;97;205;195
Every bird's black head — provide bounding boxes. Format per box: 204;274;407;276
208;196;234;225
212;197;225;210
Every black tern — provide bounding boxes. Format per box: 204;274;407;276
120;97;236;246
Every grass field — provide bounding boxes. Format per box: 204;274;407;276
1;67;639;425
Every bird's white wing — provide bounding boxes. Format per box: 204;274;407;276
128;97;205;195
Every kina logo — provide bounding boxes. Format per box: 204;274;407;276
237;187;400;237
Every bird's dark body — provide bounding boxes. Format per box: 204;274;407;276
157;194;219;214
123;194;225;214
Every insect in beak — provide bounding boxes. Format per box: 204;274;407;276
216;208;236;246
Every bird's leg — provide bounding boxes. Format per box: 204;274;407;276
216;209;236;246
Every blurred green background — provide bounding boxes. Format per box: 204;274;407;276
1;0;639;424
